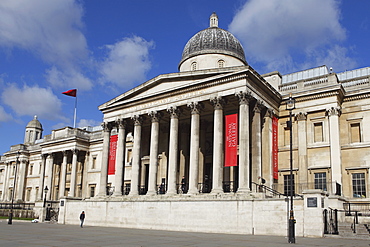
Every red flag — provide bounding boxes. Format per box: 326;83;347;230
62;89;77;97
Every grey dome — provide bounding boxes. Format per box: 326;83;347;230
26;115;43;130
179;14;247;68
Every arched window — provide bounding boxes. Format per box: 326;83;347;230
218;60;225;68
191;62;197;71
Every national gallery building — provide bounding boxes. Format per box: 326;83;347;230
1;13;369;237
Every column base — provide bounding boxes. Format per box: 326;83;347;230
236;188;251;194
165;190;176;196
210;188;224;195
112;192;123;197
145;191;157;196
187;188;199;195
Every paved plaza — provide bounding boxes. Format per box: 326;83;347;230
0;220;369;247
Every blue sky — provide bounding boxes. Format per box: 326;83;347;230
0;0;370;155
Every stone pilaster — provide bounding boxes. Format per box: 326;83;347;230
129;115;143;196
296;112;308;185
210;97;225;194
327;107;342;190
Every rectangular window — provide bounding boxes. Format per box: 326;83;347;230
35;187;39;200
350;123;361;143
352;173;366;197
284;174;295;196
89;184;96;198
314;122;323;142
29;164;33;176
26;188;31;201
92;156;97;169
314;172;327;190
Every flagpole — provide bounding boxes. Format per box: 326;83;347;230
73;92;77;128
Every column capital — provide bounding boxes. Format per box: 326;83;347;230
132;115;144;126
62;150;68;157
253;100;264;113
148;111;162;122
295;112;307;121
210;96;226;110
167;106;180;118
326;107;341;117
265;108;276;119
236;91;253;105
116;119;127;129
72;149;79;155
187;102;204;115
101;122;113;132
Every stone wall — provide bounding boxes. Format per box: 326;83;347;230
58;191;335;237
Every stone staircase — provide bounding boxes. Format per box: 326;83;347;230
336;222;370;239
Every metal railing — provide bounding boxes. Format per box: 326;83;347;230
0;202;35;210
223;181;237;193
343;203;370;217
251;182;285;198
272;182;341;196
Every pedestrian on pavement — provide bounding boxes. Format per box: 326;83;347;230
79;211;85;228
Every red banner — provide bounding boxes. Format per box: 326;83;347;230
108;135;118;175
225;114;238;167
272;116;279;180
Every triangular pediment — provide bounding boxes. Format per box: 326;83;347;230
99;66;249;112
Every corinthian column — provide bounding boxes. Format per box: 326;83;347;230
129;115;143;196
59;151;68;198
45;154;54;200
252;100;264;184
327;107;342;192
38;154;47;201
211;97;225;194
147;111;161;196
98;122;112;197
188;102;203;195
237;91;253;193
16;158;26;201
69;149;78;197
167;107;180;195
113;119;126;196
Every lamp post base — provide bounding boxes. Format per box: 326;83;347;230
288;218;296;243
8;212;13;225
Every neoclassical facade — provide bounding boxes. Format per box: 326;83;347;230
0;14;370;235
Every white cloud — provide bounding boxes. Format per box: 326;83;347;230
1;84;66;121
77;119;101;128
0;0;87;68
0;0;92;90
45;66;93;91
0;105;12;122
99;36;154;88
229;0;351;73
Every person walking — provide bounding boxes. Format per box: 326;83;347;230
79;211;85;228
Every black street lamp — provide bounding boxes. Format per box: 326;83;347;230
286;93;296;243
43;186;49;208
8;151;20;225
